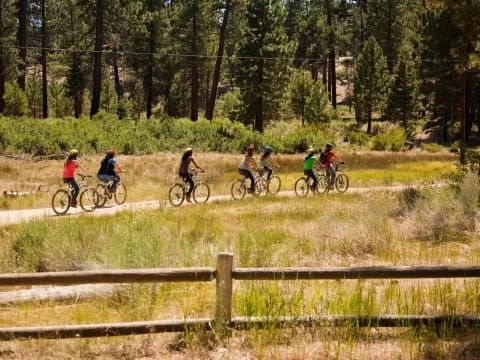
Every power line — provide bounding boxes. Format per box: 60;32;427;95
0;44;462;63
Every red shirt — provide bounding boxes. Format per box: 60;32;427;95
63;160;77;178
323;151;336;167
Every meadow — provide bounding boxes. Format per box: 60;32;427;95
0;165;478;359
0;150;457;210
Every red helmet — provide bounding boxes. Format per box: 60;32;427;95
247;146;255;152
106;149;115;156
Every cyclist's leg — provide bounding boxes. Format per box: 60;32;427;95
239;169;255;192
183;174;194;199
326;165;336;187
304;170;317;191
63;178;79;203
265;166;272;180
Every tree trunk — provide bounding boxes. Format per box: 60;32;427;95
113;56;123;100
90;0;104;117
17;0;27;91
0;65;5;114
205;0;231;120
41;0;48;118
254;60;264;133
367;104;372;134
326;0;336;108
190;0;199;121
322;57;327;88
146;30;155;119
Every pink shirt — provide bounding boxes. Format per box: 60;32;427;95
63;160;77;178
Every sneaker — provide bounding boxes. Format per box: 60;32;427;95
70;201;77;208
247;189;254;194
186;197;192;203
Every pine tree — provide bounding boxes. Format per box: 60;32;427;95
353;36;389;134
236;0;291;132
386;45;422;132
0;0;18;113
304;80;330;125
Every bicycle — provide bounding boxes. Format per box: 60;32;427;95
51;174;99;215
294;167;329;197
168;169;210;207
96;175;127;208
231;168;268;200
257;166;281;195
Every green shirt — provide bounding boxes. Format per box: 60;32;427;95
303;156;316;171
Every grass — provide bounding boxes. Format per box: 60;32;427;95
0;151;457;210
0;172;479;358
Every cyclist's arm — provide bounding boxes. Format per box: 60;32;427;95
250;158;258;168
190;158;204;172
271;159;280;168
332;156;343;163
77;162;90;174
114;163;122;172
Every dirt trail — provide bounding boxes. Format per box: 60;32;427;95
0;184;441;227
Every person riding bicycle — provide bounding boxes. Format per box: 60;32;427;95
259;146;280;180
62;149;90;207
304;147;320;193
320;143;343;189
238;146;258;193
97;149;122;190
179;147;204;202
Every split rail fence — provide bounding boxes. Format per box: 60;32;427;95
0;253;480;340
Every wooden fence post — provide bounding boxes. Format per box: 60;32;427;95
215;252;233;338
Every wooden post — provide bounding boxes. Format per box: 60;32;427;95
215;253;233;337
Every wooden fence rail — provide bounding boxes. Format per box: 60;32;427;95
0;253;479;341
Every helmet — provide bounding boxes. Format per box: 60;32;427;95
69;149;78;156
264;146;273;152
247;146;255;152
106;149;116;156
326;143;333;148
307;147;314;153
184;147;193;153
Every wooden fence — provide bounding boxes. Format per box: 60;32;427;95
1;253;480;340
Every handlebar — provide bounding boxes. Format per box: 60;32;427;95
77;173;92;179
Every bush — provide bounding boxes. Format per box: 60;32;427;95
420;142;444;153
347;131;370;146
3;83;28;116
371;128;406;151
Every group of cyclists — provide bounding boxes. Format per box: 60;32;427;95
62;143;343;207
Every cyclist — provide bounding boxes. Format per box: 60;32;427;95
304;147;319;193
321;143;343;189
259;146;280;180
97;149;122;190
238;145;258;193
62;149;89;207
179;147;204;202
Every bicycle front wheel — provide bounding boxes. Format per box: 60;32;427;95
317;176;329;194
114;183;127;205
231;180;246;200
294;177;309;197
267;175;281;195
335;174;349;193
80;188;99;212
51;189;71;215
96;184;108;208
169;183;185;207
193;183;210;204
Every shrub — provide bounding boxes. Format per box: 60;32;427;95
347;131;370;146
420;142;444;153
371;128;406;151
3;83;28;116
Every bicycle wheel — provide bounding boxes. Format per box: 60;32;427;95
169;183;185;207
80;188;99;212
294;177;310;197
335;174;349;193
96;184;108;208
193;183;210;204
267;175;281;195
51;189;71;215
254;178;268;197
114;183;127;205
317;176;329;194
231;180;247;200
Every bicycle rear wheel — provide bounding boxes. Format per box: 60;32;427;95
294;177;309;197
193;183;210;204
231;180;246;200
317;176;329;194
169;183;185;207
80;188;99;212
114;183;127;205
267;175;281;195
96;184;108;207
335;174;349;193
51;189;71;215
